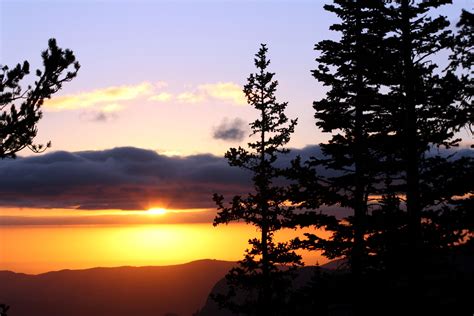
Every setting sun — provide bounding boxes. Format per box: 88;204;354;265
147;208;167;215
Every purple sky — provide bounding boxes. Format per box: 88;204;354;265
1;0;470;157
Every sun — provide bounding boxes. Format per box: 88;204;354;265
147;208;167;215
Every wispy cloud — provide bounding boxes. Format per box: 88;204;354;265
147;82;246;105
213;118;247;142
176;92;206;103
198;82;246;105
154;81;168;89
44;82;155;111
148;92;173;102
102;103;124;113
80;110;118;122
91;112;117;122
45;81;246;112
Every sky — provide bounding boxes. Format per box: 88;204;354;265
1;0;470;156
0;0;470;210
1;0;338;156
0;0;472;273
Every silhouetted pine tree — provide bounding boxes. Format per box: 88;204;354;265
292;0;389;276
441;8;473;253
0;38;80;158
283;3;395;315
449;9;473;144
212;44;300;316
0;304;9;316
363;1;472;313
290;1;472;314
375;0;472;251
450;9;473;75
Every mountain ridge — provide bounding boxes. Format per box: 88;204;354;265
0;259;237;316
0;258;235;276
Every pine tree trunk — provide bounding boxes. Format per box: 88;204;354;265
352;3;365;279
352;3;366;314
259;86;271;316
401;0;421;312
260;205;270;316
401;0;421;256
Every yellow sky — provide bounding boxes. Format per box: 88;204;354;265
0;223;328;274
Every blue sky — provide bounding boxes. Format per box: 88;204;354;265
1;0;471;156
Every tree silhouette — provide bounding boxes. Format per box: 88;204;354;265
369;0;471;253
212;44;300;315
0;37;79;316
302;2;397;314
0;304;9;316
369;5;473;300
449;9;473;144
287;1;472;314
0;38;80;159
288;0;390;283
450;9;473;74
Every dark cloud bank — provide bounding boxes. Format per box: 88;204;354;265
0;146;471;212
0;147;254;210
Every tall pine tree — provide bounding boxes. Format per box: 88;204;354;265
212;44;300;316
384;2;472;311
297;0;389;276
377;0;472;264
449;9;473;144
291;1;472;314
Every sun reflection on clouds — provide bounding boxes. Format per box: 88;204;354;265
44;82;155;111
0;207;216;226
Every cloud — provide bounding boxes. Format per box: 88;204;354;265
0;147;254;211
3;145;469;220
44;82;155;111
82;103;122;122
213;118;247;142
173;82;246;105
101;103;124;112
198;82;246;105
46;81;245;111
177;92;205;103
90;112;117;122
0;210;216;226
0;146;334;212
154;81;169;89
148;92;173;102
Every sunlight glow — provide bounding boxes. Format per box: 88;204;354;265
0;223;328;274
147;208;167;215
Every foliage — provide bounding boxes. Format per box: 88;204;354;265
0;38;80;158
286;1;473;313
212;44;300;315
0;304;8;316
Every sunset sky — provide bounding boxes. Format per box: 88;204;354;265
0;0;472;273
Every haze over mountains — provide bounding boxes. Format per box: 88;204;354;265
0;260;236;316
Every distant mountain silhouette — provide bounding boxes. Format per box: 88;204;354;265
198;253;474;316
198;260;344;316
2;255;472;316
0;260;235;316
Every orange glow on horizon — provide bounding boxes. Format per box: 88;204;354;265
147;208;167;215
0;223;329;274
